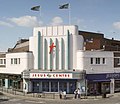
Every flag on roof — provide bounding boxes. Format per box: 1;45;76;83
31;5;40;11
59;3;69;9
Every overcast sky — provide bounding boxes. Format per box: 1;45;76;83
0;0;120;51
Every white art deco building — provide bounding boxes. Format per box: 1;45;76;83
23;25;86;93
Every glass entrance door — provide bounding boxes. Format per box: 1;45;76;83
59;82;67;92
42;81;49;92
32;82;40;92
51;81;58;92
69;82;76;93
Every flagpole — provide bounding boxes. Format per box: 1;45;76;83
59;3;71;25
68;3;71;25
39;6;41;26
39;6;41;17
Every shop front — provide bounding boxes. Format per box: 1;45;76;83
0;73;22;89
86;73;120;95
22;70;85;94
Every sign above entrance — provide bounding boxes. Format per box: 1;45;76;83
30;73;73;79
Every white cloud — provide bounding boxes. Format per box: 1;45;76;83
73;17;84;25
8;16;42;27
113;22;120;30
51;17;63;26
71;17;88;29
0;21;13;27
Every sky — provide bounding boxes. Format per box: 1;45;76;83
1;0;120;51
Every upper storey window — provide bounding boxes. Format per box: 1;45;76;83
0;59;6;65
90;57;106;65
11;58;20;65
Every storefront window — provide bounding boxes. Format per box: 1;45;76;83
101;82;110;93
115;80;120;92
31;80;77;93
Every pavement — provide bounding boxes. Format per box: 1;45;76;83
1;88;120;101
0;92;118;99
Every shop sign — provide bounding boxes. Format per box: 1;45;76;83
106;73;120;79
30;73;73;79
86;73;120;81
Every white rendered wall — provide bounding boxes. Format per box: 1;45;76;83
29;36;38;69
29;25;84;70
0;67;6;71
77;50;114;74
0;52;34;74
72;35;84;69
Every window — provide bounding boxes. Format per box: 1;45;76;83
96;58;100;64
4;59;6;64
118;58;120;64
0;59;6;65
91;58;93;64
116;58;120;65
114;58;120;67
11;59;13;64
14;58;17;64
0;59;3;64
11;58;20;65
102;58;105;64
91;57;106;65
18;58;20;64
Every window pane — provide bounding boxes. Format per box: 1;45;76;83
96;58;97;64
18;58;20;64
4;59;6;64
0;59;3;64
0;59;1;64
98;58;100;64
11;59;13;64
103;58;105;64
14;58;17;64
91;58;93;64
96;58;100;64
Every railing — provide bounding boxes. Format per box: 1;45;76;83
0;87;60;99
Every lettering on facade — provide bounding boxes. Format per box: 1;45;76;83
30;73;72;79
106;73;120;79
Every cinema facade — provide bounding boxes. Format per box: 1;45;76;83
22;25;86;94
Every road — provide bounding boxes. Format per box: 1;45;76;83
0;95;120;104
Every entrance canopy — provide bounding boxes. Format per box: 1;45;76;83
22;69;85;80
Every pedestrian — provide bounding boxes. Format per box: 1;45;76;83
77;88;81;99
74;89;78;99
63;90;66;99
94;89;97;98
59;90;62;99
